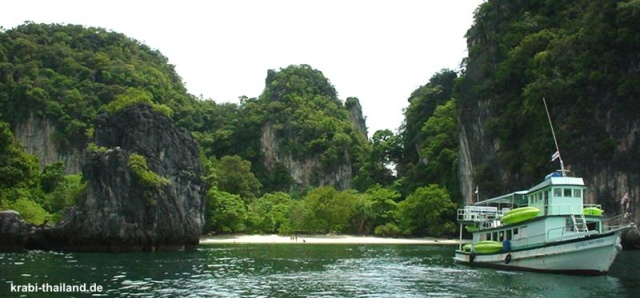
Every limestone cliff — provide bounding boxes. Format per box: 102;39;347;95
255;65;366;192
345;97;368;138
0;211;30;252
13;113;82;174
457;1;640;228
25;104;205;251
261;123;352;191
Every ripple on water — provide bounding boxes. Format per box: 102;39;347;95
1;245;637;297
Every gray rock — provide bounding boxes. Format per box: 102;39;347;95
8;104;206;252
0;210;31;251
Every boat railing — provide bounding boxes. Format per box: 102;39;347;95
604;214;631;230
457;206;508;222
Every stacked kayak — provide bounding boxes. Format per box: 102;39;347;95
583;207;603;216
463;241;503;254
501;207;540;225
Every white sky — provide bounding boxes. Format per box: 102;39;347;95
1;0;484;136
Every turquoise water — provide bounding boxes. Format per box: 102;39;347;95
1;244;638;297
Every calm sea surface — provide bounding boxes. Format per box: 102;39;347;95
1;244;638;297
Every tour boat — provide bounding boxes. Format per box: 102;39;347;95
454;170;634;275
455;100;635;274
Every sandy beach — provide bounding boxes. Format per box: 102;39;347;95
200;234;466;245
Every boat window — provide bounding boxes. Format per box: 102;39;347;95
554;188;562;197
506;230;512;240
573;189;582;198
564;188;572;197
513;228;518;235
486;233;490;240
492;232;497;240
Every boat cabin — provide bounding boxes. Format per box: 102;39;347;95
526;174;585;216
457;172;606;250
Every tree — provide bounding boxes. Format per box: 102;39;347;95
204;188;247;234
213;155;262;201
349;185;401;235
245;192;293;234
0;121;40;191
367;185;400;230
353;129;401;191
0;23;193;153
44;174;84;217
103;87;172;117
7;197;49;225
300;186;356;233
40;161;66;193
398;70;458;197
419;100;460;200
397;184;456;237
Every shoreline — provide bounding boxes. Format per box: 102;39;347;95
200;234;468;245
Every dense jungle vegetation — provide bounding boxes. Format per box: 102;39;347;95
459;0;640;196
2;0;638;236
0;22;457;237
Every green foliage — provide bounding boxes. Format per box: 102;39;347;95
298;186;356;234
40;161;65;193
127;153;170;188
8;197;49;225
397;184;456;237
0;121;41;190
0;121;88;224
210;155;262;202
0;22;192;151
205;188;247;234
257;65;368;186
86;142;108;154
0;23;479;237
353;130;402;191
347;185;401;235
44;174;84;215
417;100;460;200
191;65;369;194
245;192;293;234
460;0;640;193
374;223;402;237
398;70;458;197
103;87;172;117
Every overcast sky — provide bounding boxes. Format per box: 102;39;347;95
1;0;485;136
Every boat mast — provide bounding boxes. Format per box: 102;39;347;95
543;98;566;176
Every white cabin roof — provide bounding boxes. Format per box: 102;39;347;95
528;176;585;193
473;176;584;206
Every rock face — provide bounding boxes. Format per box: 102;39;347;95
261;123;353;191
13;113;82;174
622;227;640;250
22;104;205;252
345;97;368;138
0;211;31;251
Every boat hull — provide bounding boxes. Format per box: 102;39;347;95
454;231;623;275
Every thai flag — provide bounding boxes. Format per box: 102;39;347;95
551;151;560;162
